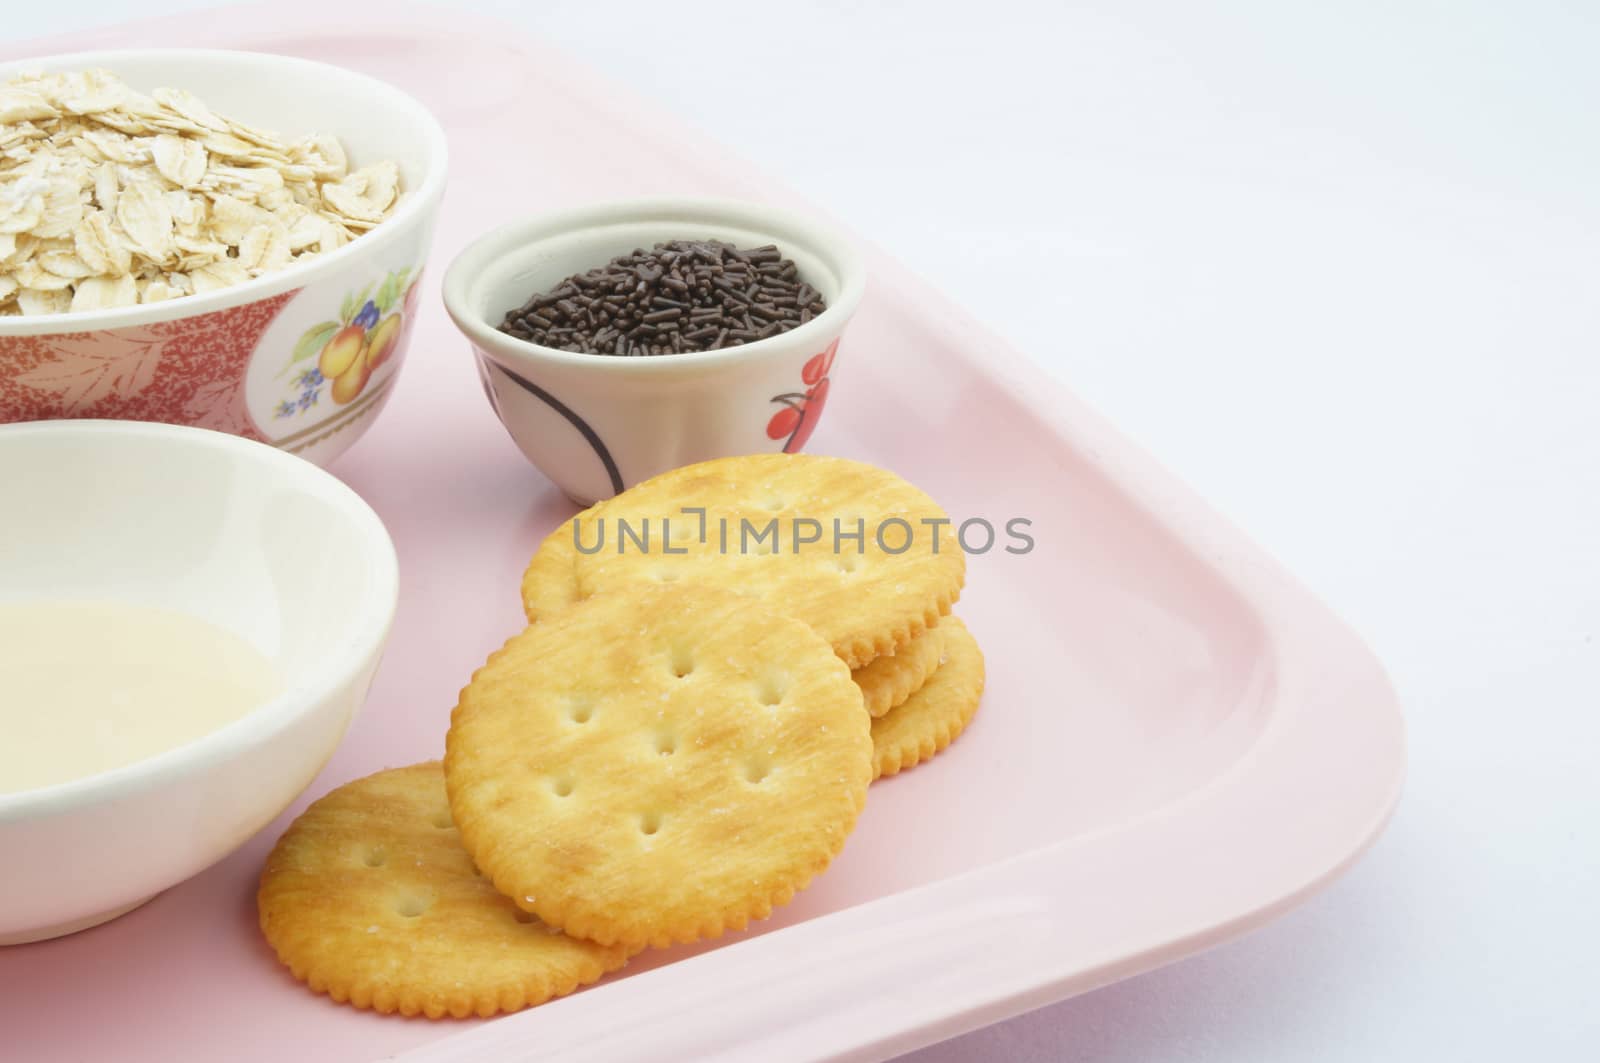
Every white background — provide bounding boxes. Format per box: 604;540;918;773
12;1;1599;1059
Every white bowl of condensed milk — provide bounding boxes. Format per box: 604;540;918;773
0;420;398;944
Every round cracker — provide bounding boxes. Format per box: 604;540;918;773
572;454;964;668
871;618;985;780
257;762;631;1019
446;584;872;950
854;623;946;718
523;518;944;716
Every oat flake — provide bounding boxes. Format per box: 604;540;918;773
0;69;403;315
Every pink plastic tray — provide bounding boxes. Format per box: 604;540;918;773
0;6;1405;1061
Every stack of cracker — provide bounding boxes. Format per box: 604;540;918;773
257;454;984;1018
523;453;985;779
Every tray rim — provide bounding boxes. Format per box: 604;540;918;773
5;6;1406;1061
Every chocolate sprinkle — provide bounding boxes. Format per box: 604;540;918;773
497;239;827;355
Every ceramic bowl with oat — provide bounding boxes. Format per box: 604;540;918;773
0;50;448;467
443;197;865;504
0;420;399;945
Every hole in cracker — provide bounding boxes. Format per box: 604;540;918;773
566;695;595;724
654;730;677;756
639;811;663;836
513;909;536;924
836;554;860;573
756;674;787;706
551;776;574;797
653;567;680;583
745;757;771;784
762;496;785;511
361;847;387;868
669;644;694;678
395;893;432;918
429;811;453;830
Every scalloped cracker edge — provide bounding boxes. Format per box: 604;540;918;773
872;618;985;780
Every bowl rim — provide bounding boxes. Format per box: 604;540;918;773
442;196;866;375
0;419;399;821
0;48;449;337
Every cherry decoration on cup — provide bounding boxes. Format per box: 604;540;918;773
767;339;838;453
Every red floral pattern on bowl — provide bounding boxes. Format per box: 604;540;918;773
0;294;294;441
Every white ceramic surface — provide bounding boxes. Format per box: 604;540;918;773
443;198;864;504
0;50;447;467
0;420;398;944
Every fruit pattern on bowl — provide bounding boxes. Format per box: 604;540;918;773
766;338;837;454
278;267;419;419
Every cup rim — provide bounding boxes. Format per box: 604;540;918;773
0;48;449;337
442;196;866;375
0;419;399;821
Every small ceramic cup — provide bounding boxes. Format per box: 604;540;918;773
443;197;864;504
